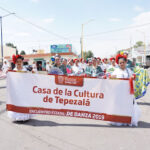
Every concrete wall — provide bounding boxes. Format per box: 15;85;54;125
0;46;16;62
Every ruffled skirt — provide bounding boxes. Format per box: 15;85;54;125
110;101;141;127
8;111;33;121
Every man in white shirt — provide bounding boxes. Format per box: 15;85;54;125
46;61;51;72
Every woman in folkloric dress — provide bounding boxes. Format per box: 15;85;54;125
66;59;74;75
92;57;103;77
79;58;86;73
101;58;110;73
110;54;141;127
107;57;118;75
8;55;33;122
85;58;93;77
72;59;83;76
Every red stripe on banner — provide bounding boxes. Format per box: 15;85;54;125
6;104;131;123
8;70;17;72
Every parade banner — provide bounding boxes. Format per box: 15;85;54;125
6;72;134;123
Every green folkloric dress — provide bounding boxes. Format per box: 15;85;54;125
85;66;93;76
134;66;150;99
92;66;103;77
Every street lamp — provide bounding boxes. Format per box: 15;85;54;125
81;19;94;59
136;30;146;65
0;13;15;65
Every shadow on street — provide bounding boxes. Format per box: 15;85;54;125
17;119;150;129
137;102;150;106
0;86;6;89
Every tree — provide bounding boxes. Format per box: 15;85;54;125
6;42;18;55
83;50;94;60
134;41;144;48
20;50;26;55
6;43;17;49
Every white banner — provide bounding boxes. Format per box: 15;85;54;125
6;72;134;123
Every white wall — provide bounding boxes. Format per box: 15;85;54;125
0;46;16;62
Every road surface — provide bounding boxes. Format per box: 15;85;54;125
0;75;150;150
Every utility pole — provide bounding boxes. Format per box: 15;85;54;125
80;19;94;59
81;24;84;58
0;13;15;65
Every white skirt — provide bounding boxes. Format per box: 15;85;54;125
8;111;33;121
110;101;141;127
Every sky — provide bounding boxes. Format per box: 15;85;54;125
0;0;150;57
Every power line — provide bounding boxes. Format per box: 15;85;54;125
14;15;68;40
1;6;150;42
85;22;150;37
0;6;68;40
66;22;150;39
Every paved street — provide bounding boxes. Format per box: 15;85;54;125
0;76;150;150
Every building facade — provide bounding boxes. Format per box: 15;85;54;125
132;45;150;67
4;52;78;69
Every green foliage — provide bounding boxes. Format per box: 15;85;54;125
6;43;17;49
134;41;144;48
20;50;26;55
83;50;94;60
6;42;19;55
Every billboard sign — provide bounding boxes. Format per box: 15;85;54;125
51;44;72;53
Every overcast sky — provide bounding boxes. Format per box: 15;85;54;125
0;0;150;57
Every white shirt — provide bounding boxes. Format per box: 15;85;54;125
72;65;83;74
112;67;133;78
100;63;109;71
32;64;38;72
13;66;27;72
79;63;86;71
107;64;118;70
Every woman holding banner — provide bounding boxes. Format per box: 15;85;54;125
7;55;33;122
110;54;141;127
